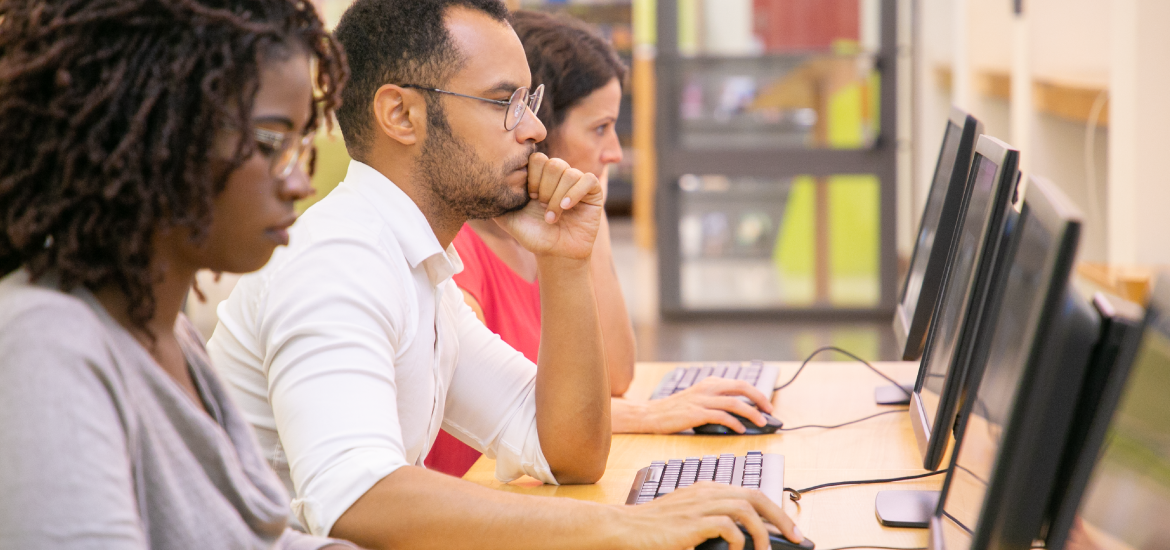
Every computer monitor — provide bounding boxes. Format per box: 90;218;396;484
1040;291;1145;550
1042;279;1167;550
909;135;1020;471
894;108;983;361
930;176;1100;550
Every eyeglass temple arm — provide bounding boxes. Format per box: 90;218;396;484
401;85;511;107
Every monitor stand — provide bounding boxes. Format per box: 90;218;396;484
874;383;914;405
875;490;938;528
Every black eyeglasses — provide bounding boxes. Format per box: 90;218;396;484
253;127;314;179
401;83;544;131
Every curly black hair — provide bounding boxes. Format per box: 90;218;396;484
332;0;509;160
512;10;627;152
0;0;347;330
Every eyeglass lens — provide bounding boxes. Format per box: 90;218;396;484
504;84;544;131
272;133;314;179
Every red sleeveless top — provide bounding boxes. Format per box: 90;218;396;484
424;224;542;477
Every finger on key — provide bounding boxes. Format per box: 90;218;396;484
527;152;549;199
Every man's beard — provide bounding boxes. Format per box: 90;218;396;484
416;105;532;220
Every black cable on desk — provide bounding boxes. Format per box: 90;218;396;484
777;409;907;432
774;346;910;401
783;469;949;502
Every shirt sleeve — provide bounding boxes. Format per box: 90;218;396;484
436;282;558;485
0;300;147;549
257;234;414;537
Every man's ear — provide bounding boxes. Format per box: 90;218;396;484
373;84;426;146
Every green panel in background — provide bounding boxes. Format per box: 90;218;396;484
676;0;697;53
772;176;816;305
633;0;656;46
297;129;352;215
828;175;879;305
827;81;865;149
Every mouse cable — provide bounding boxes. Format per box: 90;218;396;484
783;469;949;502
774;346;910;400
777;409;906;432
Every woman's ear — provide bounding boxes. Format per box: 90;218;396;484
373;84;425;146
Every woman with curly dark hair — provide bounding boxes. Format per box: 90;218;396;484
0;0;354;547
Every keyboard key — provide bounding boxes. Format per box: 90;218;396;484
629;452;784;506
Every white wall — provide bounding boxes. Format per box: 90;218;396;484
910;0;1170;266
1110;0;1170;265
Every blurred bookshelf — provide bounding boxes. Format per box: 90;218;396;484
655;0;898;318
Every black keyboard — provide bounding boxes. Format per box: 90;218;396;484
626;451;785;505
650;361;780;401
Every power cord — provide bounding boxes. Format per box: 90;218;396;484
774;346;910;399
778;409;906;432
783;469;949;502
769;346;912;431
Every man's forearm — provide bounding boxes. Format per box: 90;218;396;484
535;254;610;483
331;467;625;550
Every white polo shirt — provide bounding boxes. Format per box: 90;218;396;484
207;160;556;537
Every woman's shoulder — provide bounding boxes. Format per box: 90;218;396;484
0;269;101;325
0;269;115;367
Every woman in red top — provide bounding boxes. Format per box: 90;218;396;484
425;10;775;478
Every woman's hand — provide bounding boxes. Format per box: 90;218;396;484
614;377;776;434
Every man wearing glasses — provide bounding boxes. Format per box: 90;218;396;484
209;1;800;549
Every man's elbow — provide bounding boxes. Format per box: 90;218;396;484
552;461;607;485
549;439;610;484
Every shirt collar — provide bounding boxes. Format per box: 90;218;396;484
341;160;463;287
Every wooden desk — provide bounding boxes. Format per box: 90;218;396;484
464;361;942;549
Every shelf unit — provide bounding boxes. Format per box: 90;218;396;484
655;0;900;318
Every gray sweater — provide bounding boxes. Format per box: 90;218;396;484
0;270;347;549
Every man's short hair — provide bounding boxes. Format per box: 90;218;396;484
333;0;510;160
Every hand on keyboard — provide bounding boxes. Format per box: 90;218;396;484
618;482;803;550
615;377;775;434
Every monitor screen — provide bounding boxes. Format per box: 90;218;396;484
900;121;964;308
935;196;1054;544
912;138;1016;471
895;111;982;361
1058;294;1170;549
933;176;1095;550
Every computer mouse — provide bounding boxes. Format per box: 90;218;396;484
696;524;814;550
693;412;783;435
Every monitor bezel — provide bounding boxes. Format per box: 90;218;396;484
894;107;984;361
930;176;1096;550
910;135;1020;471
1042;286;1155;550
